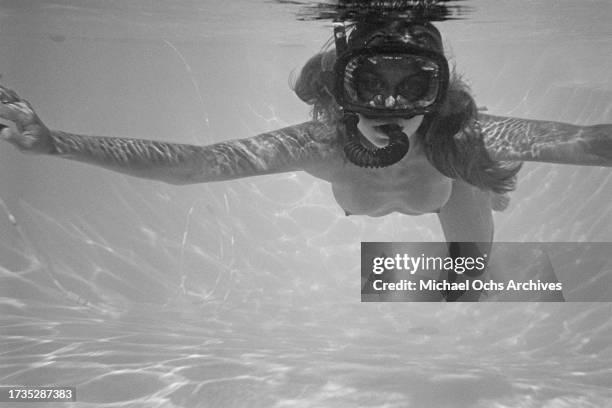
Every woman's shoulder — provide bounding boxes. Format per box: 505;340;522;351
272;120;341;149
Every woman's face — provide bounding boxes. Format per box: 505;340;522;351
356;114;424;148
347;56;431;148
352;57;434;110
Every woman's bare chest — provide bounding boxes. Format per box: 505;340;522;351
330;153;453;216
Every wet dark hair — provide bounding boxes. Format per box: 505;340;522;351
291;46;521;195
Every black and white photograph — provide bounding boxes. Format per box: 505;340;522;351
1;0;611;406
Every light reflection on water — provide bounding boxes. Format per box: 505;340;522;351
2;299;612;406
1;0;611;407
2;169;611;406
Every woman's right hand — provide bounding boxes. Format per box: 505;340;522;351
0;85;54;154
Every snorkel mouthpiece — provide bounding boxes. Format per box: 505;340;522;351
342;113;410;168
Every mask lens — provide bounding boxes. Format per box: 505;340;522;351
342;53;443;115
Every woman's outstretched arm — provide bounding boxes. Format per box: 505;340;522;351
0;86;339;184
478;113;612;166
46;122;338;184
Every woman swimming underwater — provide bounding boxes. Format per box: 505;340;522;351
1;18;611;301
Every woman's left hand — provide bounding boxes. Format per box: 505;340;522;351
0;85;54;155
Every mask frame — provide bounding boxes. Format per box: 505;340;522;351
331;22;449;119
334;45;449;118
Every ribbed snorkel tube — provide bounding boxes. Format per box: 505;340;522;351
341;113;410;168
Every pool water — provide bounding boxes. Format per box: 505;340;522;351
0;1;611;406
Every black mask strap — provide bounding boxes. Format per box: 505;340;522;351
333;21;348;55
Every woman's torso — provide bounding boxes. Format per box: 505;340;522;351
305;130;454;216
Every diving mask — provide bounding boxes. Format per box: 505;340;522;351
335;46;448;118
332;24;448;119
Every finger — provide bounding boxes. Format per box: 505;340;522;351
0;117;20;135
6;101;32;117
0;84;15;94
19;97;35;111
0;105;19;123
0;86;19;103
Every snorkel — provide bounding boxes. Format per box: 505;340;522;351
341;113;411;169
330;20;449;168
